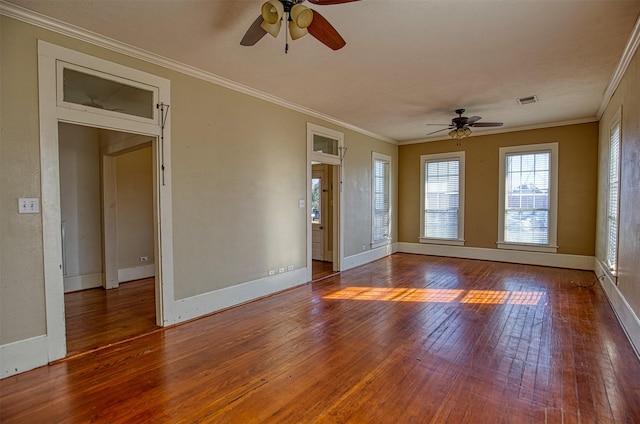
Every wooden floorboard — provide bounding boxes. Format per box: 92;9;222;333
1;254;639;423
64;278;159;355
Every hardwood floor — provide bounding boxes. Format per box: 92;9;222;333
312;259;337;281
65;278;158;355
2;254;639;423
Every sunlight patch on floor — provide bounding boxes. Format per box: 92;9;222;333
324;287;545;305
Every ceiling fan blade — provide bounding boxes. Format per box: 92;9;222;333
240;15;267;46
308;0;362;4
308;10;346;50
470;122;503;127
427;128;452;136
465;116;481;125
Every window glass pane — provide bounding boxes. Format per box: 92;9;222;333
504;151;550;244
606;121;621;270
313;134;339;155
425;159;459;239
63;67;154;119
372;158;390;243
311;178;321;224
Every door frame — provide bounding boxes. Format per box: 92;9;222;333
307;123;344;280
38;41;175;361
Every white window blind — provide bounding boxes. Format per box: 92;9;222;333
425;159;460;239
606;118;621;272
504;151;551;244
372;153;391;245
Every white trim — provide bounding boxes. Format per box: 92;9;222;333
63;272;103;293
118;264;155;283
0;2;394;144
597;15;640;118
595;259;640;359
0;335;48;379
171;268;308;324
37;41;175;360
307;123;344;278
342;243;398;271
398;242;594;270
498;142;558;253
420;151;465;243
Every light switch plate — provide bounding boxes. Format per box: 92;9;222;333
18;198;40;214
299;199;305;208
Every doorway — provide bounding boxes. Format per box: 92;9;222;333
58;123;159;354
311;163;340;281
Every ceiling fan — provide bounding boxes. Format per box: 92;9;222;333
240;0;361;52
426;109;503;139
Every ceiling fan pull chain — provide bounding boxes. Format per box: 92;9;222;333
285;14;289;53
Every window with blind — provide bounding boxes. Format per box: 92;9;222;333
498;143;558;253
371;152;391;247
606;109;621;274
420;152;465;245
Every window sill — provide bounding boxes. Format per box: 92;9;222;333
496;242;558;253
419;237;465;247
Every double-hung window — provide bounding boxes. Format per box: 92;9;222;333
606;108;621;274
498;143;558;252
420;152;465;245
371;152;391;247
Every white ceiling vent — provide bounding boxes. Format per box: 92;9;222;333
517;95;538;105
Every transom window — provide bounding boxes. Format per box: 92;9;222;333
420;152;465;245
498;143;558;253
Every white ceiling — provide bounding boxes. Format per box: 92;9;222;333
5;0;640;142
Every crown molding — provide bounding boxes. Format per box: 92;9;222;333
398;117;599;146
0;1;396;144
597;14;640;118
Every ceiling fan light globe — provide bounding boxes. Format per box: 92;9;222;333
464;127;472;136
291;4;313;28
448;130;457;138
261;0;284;24
289;21;309;40
457;128;465;137
261;19;282;37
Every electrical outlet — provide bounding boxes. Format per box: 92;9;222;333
278;267;285;274
140;256;149;262
268;270;275;276
362;244;367;251
287;265;294;271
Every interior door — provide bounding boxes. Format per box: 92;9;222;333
311;169;325;260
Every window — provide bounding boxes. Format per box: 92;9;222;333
498;143;558;253
372;152;391;247
606;108;621;274
420;152;465;245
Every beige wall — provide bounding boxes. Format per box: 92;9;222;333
116;147;154;271
398;123;599;255
58;123;103;287
0;16;397;344
597;46;640;316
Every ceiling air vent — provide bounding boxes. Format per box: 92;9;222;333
517;95;538;105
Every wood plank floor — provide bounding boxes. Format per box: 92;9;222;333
2;254;639;423
64;278;159;355
312;259;338;281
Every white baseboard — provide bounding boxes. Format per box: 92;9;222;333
342;243;398;271
118;264;155;283
0;335;48;379
169;268;309;324
595;259;640;359
63;272;103;293
397;242;594;270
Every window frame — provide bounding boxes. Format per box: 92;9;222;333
605;107;622;275
371;152;392;248
419;151;465;246
497;142;558;253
